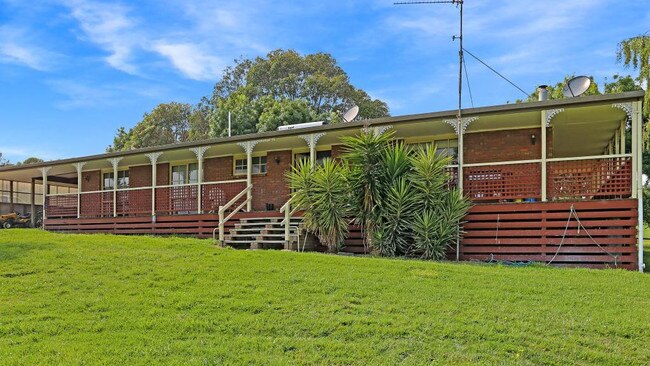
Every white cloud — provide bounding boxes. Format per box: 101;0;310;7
152;42;225;81
0;26;54;71
64;0;140;74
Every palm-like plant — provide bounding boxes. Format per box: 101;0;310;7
289;129;471;260
286;158;351;252
341;129;393;252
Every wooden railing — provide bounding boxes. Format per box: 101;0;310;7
44;179;247;219
215;184;252;245
280;197;302;249
547;156;631;200
464;161;541;202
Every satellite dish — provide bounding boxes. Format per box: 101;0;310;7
342;105;359;122
562;76;591;98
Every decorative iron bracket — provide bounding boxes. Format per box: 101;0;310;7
612;102;633;123
443;117;478;135
300;133;326;148
544;109;564;127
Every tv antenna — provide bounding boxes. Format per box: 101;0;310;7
394;0;464;122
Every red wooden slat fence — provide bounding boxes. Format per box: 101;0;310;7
461;199;638;269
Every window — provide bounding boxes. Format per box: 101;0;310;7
103;170;129;190
234;156;267;175
407;139;458;163
294;150;332;166
171;163;198;185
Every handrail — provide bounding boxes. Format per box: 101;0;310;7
214;184;252;245
280;198;292;245
280;196;302;247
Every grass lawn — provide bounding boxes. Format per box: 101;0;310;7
1;230;649;365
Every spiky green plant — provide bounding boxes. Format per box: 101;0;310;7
411;189;471;260
341;129;393;251
286;158;351;252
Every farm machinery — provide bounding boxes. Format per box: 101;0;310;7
0;211;36;229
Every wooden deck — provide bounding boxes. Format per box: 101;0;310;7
44;199;639;270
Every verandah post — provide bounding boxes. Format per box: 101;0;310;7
73;162;85;219
108;158;122;218
40;167;51;226
8;180;14;212
30;178;35;227
300;133;325;170
632;100;644;272
237;140;263;212
145;152;162;222
190;147;209;214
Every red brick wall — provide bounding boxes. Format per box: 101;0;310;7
204;156;234;181
156;163;169;186
129;165;151;187
464;128;552;163
80;170;101;217
251;150;291;211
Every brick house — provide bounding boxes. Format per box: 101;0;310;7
0;91;645;270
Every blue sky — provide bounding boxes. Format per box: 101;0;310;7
0;0;648;162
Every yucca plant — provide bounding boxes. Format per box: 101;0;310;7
286;158;351;253
341;129;393;252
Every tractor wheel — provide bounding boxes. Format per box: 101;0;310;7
3;220;13;229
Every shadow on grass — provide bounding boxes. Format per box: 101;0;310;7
0;242;47;262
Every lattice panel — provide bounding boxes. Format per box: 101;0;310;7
115;190;152;216
45;194;77;218
548;157;631;200
155;186;198;215
202;181;247;213
464;163;541;202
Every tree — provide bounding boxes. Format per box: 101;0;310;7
108;102;195;151
604;74;643;95
617;34;650;109
207;49;389;137
17;157;44;165
109;49;388;150
0;152;9;167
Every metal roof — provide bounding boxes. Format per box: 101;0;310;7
0;90;644;174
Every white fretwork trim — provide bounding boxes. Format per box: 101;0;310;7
108;157;123;170
73;162;86;173
238;140;269;155
39;167;51;176
374;125;393;135
190;146;210;160
612;102;633;123
300;133;326;148
361;125;393;136
145;152;163;164
545;109;564;127
443;117;478;134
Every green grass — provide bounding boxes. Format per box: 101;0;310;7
1;230;649;365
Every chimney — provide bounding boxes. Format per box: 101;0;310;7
538;85;548;101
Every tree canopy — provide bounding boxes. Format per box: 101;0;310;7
108;49;389;151
617;34;650;108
